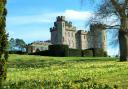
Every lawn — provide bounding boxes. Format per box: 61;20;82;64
2;54;128;89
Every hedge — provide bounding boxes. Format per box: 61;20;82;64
29;50;49;56
9;51;26;55
69;48;82;57
28;45;107;57
48;45;69;57
82;49;93;57
92;48;106;57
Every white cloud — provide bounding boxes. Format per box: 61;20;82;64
63;10;93;21
7;9;93;43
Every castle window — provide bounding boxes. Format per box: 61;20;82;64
72;33;73;37
62;37;64;42
62;23;64;27
68;32;70;37
84;35;86;39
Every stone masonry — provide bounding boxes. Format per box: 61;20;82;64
50;16;106;51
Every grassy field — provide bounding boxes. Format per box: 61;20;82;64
2;54;128;89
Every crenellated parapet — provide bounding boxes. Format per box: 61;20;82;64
77;30;88;35
50;27;57;32
90;23;106;31
56;16;65;22
50;16;106;51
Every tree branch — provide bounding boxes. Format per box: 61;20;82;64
110;0;125;17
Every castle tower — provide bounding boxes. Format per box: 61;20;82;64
89;23;106;51
76;30;88;50
50;16;76;49
50;16;66;44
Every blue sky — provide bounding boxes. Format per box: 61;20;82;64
6;0;119;56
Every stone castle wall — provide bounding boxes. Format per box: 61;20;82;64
50;16;106;50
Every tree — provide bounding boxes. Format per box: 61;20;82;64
15;39;26;51
9;38;16;51
0;0;8;87
82;0;128;61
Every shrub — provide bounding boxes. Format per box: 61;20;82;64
68;48;82;57
82;49;93;57
30;50;50;56
92;48;106;57
48;45;69;57
82;48;107;57
9;51;26;55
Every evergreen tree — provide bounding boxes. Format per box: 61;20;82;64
0;0;8;87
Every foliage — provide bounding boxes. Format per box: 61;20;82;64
9;51;26;55
92;48;106;57
29;50;49;56
9;38;16;51
68;48;82;57
82;48;107;57
0;0;8;88
9;38;26;54
82;0;128;61
15;38;26;51
30;45;107;57
48;45;69;57
82;49;93;57
2;54;128;88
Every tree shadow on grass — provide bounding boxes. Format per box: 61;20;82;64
7;57;117;69
67;57;117;62
8;59;67;68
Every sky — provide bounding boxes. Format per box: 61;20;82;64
6;0;119;56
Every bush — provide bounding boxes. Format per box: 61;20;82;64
82;48;107;57
48;45;69;57
69;49;82;57
82;49;93;57
28;45;107;57
92;48;106;57
29;50;49;56
9;51;26;55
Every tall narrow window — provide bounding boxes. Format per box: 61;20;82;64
62;37;64;42
68;32;70;37
84;35;86;39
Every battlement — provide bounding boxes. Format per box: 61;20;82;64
77;30;88;35
50;27;56;32
56;16;65;21
50;16;106;51
90;23;105;31
65;21;72;27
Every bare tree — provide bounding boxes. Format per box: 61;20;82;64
82;0;128;61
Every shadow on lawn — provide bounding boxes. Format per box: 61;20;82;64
7;57;117;68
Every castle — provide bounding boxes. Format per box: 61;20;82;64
50;16;106;51
26;41;51;53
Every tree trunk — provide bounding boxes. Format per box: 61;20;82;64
118;30;128;61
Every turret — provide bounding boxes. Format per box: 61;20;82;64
56;16;65;22
89;23;106;51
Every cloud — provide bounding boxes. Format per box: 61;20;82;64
63;10;93;21
7;10;93;25
7;9;93;43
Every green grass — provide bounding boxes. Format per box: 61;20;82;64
2;54;128;89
